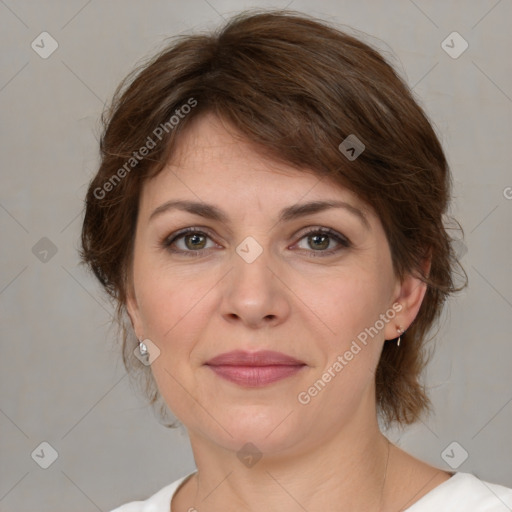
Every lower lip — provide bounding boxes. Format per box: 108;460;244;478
206;364;305;387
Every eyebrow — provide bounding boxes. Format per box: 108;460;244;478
149;199;370;230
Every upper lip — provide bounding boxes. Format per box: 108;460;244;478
205;350;305;366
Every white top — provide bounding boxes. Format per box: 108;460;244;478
110;471;512;512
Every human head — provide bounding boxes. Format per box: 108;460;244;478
80;10;466;429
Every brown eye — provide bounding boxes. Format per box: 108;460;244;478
162;228;216;256
308;233;330;250
183;233;207;250
295;228;350;256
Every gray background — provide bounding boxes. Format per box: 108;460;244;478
1;1;511;510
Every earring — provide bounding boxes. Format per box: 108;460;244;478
138;339;148;356
396;327;404;347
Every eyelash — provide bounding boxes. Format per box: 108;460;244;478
161;226;351;257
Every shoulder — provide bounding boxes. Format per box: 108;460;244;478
109;471;197;512
406;472;512;511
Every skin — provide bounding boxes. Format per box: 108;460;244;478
127;112;451;512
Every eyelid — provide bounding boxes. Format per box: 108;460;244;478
291;226;351;254
294;226;350;244
161;226;218;250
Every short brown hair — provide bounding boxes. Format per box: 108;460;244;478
80;10;467;427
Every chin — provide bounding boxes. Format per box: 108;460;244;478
210;407;307;454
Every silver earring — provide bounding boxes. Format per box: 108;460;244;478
396;327;404;347
138;339;148;356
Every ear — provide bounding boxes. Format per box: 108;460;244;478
125;283;144;340
384;255;431;341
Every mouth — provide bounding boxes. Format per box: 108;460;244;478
204;350;306;387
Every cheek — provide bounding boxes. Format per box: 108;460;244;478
133;268;215;417
132;256;220;355
135;281;194;343
134;251;393;361
304;268;393;411
297;272;390;420
318;267;391;341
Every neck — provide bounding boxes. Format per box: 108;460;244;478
182;418;392;512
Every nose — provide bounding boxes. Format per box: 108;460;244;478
220;244;291;330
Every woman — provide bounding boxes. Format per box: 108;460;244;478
80;10;512;512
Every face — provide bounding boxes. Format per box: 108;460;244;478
127;113;426;456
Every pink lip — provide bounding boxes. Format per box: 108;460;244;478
205;350;306;387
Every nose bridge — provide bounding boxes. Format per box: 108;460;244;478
231;234;275;297
221;234;289;327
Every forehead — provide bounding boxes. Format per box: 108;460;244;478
139;113;372;221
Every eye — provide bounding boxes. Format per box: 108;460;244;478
161;226;351;257
293;227;351;256
162;228;218;256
